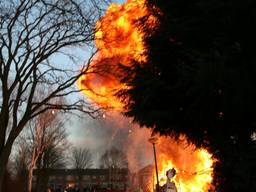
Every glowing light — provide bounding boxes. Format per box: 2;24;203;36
77;0;157;109
150;137;214;192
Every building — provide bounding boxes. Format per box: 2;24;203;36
33;168;129;192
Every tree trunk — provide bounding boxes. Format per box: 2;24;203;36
0;144;13;192
36;156;42;192
28;145;38;192
0;158;7;192
28;167;34;192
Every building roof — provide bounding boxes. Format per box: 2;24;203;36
34;168;129;176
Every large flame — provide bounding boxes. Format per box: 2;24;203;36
154;136;214;192
77;0;214;191
77;0;155;109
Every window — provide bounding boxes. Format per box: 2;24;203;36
83;175;90;180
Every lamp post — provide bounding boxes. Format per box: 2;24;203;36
148;135;160;192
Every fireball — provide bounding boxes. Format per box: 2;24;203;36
77;0;156;109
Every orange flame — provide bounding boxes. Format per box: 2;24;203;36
77;0;156;109
77;0;214;191
153;136;214;192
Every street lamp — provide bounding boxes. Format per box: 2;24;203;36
148;135;160;192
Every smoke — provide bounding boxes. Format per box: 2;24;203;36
95;112;154;172
126;123;153;171
69;111;154;171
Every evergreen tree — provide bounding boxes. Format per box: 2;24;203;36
119;0;256;191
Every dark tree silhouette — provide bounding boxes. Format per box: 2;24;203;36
99;147;128;190
70;147;93;191
99;147;128;169
26;108;68;192
118;0;256;191
11;107;69;192
70;147;93;169
36;143;69;192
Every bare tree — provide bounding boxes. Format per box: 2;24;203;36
71;147;93;169
11;123;69;192
99;147;128;169
0;0;105;190
35;144;68;192
26;109;68;192
70;147;93;191
36;132;69;192
99;147;128;190
38;143;69;170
